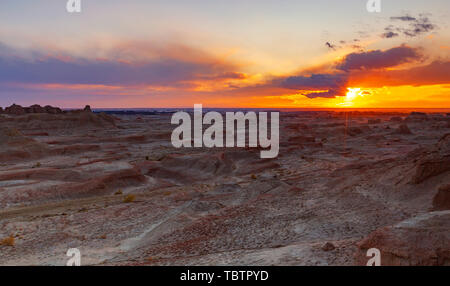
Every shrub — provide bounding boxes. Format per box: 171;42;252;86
123;194;136;203
0;236;15;247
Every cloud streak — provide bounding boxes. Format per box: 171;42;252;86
0;42;245;88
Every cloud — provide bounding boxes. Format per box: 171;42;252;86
382;26;400;38
382;14;436;38
390;15;417;22
281;73;348;98
279;45;431;99
337;45;421;71
349;61;450;87
0;42;245;88
325;42;337;50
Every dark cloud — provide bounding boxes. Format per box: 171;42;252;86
382;31;399;38
283;73;347;90
383;14;436;38
302;88;346;99
282;73;349;98
337;45;421;71
390;15;417;22
382;25;400;38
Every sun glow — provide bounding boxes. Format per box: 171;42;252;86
346;88;361;100
338;87;364;107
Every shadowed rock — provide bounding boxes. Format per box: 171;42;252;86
396;123;413;135
433;184;450;210
406;112;428;122
412;134;450;184
26;104;46;113
368;118;381;124
390;116;403;122
43;105;63;114
3;104;63;115
5;104;26;115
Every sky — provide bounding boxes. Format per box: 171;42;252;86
0;0;449;108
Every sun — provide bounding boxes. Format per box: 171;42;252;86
346;88;361;100
335;87;366;107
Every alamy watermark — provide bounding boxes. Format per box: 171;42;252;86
366;248;381;266
66;0;81;13
66;248;81;266
170;104;279;159
366;0;381;13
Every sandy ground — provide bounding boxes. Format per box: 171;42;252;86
0;110;449;265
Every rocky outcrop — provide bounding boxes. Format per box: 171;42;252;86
395;123;413;135
26;104;46;113
43;105;63;114
355;211;450;266
0;107;117;131
138;151;278;184
4;104;26;115
406;112;428;122
3;104;63;115
412;134;450;184
0;127;49;162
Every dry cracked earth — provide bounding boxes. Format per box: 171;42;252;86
0;106;449;266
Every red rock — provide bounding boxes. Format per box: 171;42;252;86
355;211;450;266
322;242;336;251
0;127;48;162
412;134;450;184
413;157;450;184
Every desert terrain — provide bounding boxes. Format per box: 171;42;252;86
0;104;449;266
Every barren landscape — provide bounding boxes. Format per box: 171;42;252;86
0;105;449;266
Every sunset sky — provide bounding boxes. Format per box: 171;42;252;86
0;0;449;108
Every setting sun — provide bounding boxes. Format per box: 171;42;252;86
346;88;361;100
336;88;365;107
